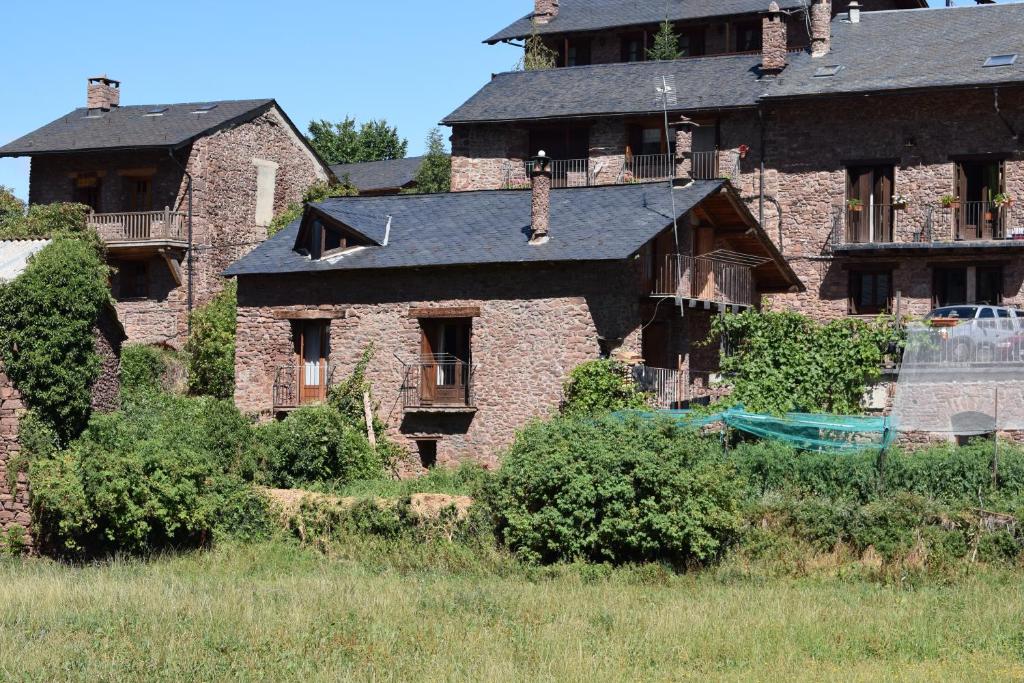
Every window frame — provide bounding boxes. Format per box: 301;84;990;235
849;268;893;315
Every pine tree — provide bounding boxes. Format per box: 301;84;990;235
406;128;452;195
647;19;683;61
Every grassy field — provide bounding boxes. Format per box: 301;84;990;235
0;541;1021;681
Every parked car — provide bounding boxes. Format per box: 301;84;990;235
923;305;1024;362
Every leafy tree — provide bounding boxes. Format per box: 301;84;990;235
0;187;25;233
307;117;408;165
0;237;110;443
647;19;683;61
185;281;237;399
404;128;451;195
267;178;359;236
517;21;558;71
711;310;902;415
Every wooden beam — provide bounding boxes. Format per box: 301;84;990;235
272;309;347;320
408;306;481;319
162;251;182;286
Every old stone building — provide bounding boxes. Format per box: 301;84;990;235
227;172;799;468
448;1;1024;327
0;78;332;346
0;239;124;549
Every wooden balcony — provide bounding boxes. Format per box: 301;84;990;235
650;253;757;310
88;208;187;249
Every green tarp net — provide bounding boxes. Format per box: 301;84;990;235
616;407;896;453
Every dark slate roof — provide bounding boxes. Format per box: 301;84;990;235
442;55;766;124
225;180;725;276
486;0;807;43
767;4;1024;99
330;156;426;193
0;99;275;156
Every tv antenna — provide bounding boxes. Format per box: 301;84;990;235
655;75;680;250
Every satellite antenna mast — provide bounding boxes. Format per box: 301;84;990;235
656;74;680;249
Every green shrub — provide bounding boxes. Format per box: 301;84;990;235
0;237;110;442
847;493;932;560
257;404;384;488
561;360;650;418
120;344;167;393
490;415;743;565
185;281;237;399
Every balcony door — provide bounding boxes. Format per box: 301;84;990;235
73;175;101;212
846;165;894;243
528;126;590;187
419;318;471;406
956;160;1004;239
296;321;329;405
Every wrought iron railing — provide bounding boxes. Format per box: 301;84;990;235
272;364;339;410
88;207;186;243
926;202;1008;241
619;153;676;183
400;354;476;409
632;364;689;410
650;254;756;308
829;203;899;245
502;158;596;189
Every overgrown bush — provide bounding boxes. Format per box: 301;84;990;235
711;310;902;414
489;415;744;565
0;237;110;442
28;392;270;557
185;281;237;399
256;405;383;488
561;359;650;417
120;344;168;393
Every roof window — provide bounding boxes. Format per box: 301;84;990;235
814;65;843;78
192;103;218;114
984;54;1017;68
144;107;169;117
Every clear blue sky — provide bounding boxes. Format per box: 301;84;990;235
0;0;1006;200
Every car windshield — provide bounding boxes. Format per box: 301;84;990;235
926;306;978;320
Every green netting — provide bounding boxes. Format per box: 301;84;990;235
615;407;895;453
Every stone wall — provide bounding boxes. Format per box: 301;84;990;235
0;369;30;548
235;261;648;470
91;308;124;413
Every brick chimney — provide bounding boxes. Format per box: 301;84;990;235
87;75;120;110
810;0;831;57
529;151;552;245
534;0;559;25
761;2;787;74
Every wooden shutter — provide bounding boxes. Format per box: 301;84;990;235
874;166;894;242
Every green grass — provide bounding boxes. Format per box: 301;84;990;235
0;540;1023;681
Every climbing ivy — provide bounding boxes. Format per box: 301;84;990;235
710;310;902;415
0;237;110;443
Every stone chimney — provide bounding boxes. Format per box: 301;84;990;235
810;0;831;58
87;75;120;110
761;2;787;74
534;0;559;25
529;151;552;245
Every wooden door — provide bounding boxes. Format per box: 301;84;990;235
873;167;894;242
642;321;670;369
297;322;329;404
419;319;472;406
694;226;715;300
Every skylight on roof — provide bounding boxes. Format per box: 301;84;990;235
144;107;169;116
192;103;218;113
814;65;843;78
984;54;1018;68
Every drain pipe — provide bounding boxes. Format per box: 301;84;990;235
758;106;766;232
168;149;194;336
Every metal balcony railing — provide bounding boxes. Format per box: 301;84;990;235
502;158;596;189
830;203;899;246
88;207;186;243
400;354;476;410
926;202;1009;241
272;364;339;410
619;153;676;183
632;364;689;410
650;253;756;308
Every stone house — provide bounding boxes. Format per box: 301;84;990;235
0;239;125;548
227;168;800;469
447;1;1024;327
331;156;427;196
0;77;332;347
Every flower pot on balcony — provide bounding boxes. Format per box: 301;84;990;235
893;202;907;211
849;204;863;213
985;211;995;222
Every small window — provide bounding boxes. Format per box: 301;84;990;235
814;65;843;78
734;22;761;52
983;54;1017;68
849;270;892;315
679;29;706;57
116;261;149;300
621;34;645;62
416;440;438;469
144;107;169;116
192;103;218;113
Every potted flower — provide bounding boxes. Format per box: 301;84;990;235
892;193;909;211
846;198;864;213
940;194;961;210
993;192;1014;208
738;144;750;159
